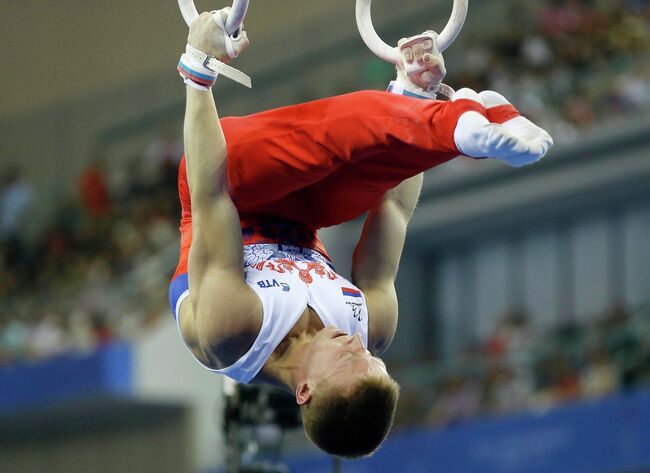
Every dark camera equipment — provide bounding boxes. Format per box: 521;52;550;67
222;383;301;473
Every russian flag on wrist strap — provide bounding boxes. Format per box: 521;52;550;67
178;55;217;88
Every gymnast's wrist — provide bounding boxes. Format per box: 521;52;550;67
177;44;220;91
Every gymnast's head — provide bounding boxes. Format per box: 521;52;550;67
295;326;399;458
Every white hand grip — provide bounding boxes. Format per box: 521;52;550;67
178;0;249;36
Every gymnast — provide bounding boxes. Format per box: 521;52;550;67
169;8;553;458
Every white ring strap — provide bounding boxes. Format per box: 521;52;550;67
186;44;252;89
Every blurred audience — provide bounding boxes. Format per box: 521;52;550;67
444;0;649;142
0;131;180;366
402;305;650;429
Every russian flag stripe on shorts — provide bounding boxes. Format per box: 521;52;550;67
342;287;362;298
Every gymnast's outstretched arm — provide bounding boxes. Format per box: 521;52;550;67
179;11;261;368
351;173;424;355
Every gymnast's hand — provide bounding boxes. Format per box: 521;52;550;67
396;31;446;93
452;88;554;167
188;7;249;62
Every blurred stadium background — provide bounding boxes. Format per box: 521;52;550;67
1;0;649;472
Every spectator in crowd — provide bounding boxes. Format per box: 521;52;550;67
29;312;69;360
580;347;620;399
0;166;34;239
79;152;112;219
483;364;534;415
0;316;30;364
427;373;482;427
142;129;183;192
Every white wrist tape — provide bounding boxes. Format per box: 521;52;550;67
184;44;251;88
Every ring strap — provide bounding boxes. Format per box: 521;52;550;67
185;44;252;88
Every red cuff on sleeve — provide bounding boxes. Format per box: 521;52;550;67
486;104;520;124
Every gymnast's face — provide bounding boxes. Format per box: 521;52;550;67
300;326;388;398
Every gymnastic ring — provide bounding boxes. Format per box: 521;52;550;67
356;0;468;64
178;0;250;36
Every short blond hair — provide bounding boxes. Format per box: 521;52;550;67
300;374;400;458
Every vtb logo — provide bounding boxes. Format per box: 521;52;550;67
257;279;290;292
346;302;363;322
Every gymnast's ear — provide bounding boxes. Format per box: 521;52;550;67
296;381;312;405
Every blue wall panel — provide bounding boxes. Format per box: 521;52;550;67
285;389;650;473
0;343;132;412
